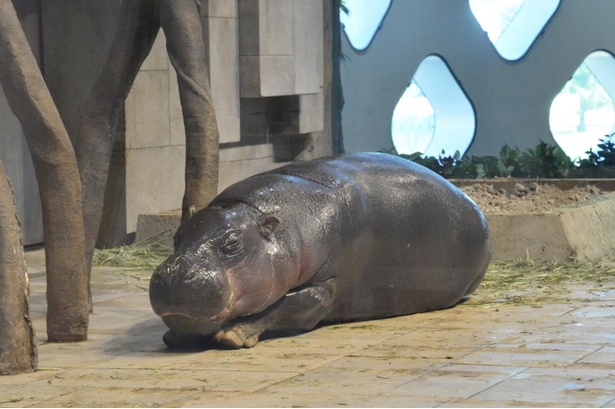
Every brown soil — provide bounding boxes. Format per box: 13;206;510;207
461;181;605;214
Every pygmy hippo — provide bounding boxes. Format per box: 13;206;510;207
150;152;491;349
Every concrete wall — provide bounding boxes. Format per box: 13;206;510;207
341;0;615;157
113;0;330;246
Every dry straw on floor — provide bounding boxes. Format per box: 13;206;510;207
92;231;173;269
469;256;615;306
93;239;615;306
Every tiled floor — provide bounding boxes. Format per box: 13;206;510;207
1;249;614;407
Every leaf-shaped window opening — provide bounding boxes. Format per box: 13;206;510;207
340;0;391;51
391;56;475;158
469;0;560;61
550;51;615;160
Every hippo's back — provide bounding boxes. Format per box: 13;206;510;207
277;152;491;321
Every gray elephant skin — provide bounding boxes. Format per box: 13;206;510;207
149;152;491;349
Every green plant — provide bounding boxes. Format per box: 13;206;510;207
392;137;615;179
498;145;524;177
578;133;615;168
399;150;465;178
518;140;572;178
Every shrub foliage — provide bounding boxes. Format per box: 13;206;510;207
397;133;615;179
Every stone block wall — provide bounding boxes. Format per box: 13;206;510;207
99;0;332;247
0;0;332;246
100;0;331;245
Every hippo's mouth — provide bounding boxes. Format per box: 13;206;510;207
160;312;227;336
159;305;230;321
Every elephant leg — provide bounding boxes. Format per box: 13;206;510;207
160;0;220;223
76;0;160;307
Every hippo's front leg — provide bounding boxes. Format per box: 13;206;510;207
215;279;336;348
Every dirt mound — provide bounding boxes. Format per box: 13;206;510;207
461;182;605;214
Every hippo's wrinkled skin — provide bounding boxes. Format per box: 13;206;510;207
150;152;491;349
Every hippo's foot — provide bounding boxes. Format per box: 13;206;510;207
163;330;208;349
214;279;337;349
215;323;262;349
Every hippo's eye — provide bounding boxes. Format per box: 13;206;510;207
220;233;242;256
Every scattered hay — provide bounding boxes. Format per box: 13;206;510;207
92;232;173;269
92;230;615;307
469;256;615;306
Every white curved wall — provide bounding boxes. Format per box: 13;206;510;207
341;0;615;157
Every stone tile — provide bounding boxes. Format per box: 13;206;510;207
387;364;527;401
0;368;62;387
84;350;214;371
90;305;153;322
0;381;83;408
347;328;489;361
375;324;515;349
294;0;323;94
208;15;240;143
219;142;276;162
275;322;409;348
135;211;180;245
125;70;171;149
140;30;168;71
300;91;325;133
258;0;294;56
218;156;290;192
34;333;164;370
91;290;144;305
259;55;295;96
442;398;589;407
27;387;190;408
565;285;615;302
261;365;418;397
85;336;344;374
239;56;261;97
170;347;349;373
185;389;443;408
567;304;615;319
38;367;297;393
501;320;615;346
207;0;237;18
472;367;615;406
167;65;185;147
87;313;161;337
354;343;478;361
125;146;185;232
457;342;601;368
9;248;615;407
94;291;151;310
569;346;615;370
237;0;259;56
24;247;45;272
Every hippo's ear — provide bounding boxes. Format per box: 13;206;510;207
260;216;279;240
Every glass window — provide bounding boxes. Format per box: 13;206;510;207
391;56;475;157
392;81;435;155
550;51;615;160
340;0;391;51
469;0;560;61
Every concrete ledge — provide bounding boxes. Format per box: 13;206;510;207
135;189;615;262
486;194;615;261
451;178;615;192
135;210;181;248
